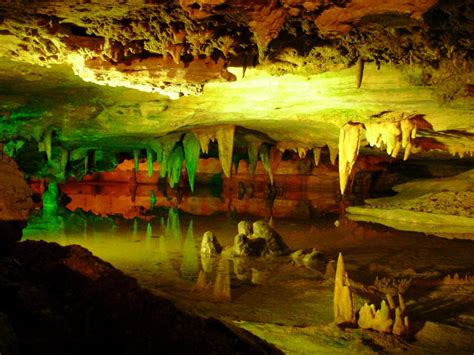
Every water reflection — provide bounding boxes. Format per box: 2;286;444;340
180;221;199;281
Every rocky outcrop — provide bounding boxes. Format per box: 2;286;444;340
200;231;223;256
0;155;33;251
0;240;281;354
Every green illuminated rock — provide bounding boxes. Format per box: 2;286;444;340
146;149;154;177
43;182;59;216
183;133;200;192
167;144;184;188
160;137;178;178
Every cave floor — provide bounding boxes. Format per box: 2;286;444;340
23;213;474;354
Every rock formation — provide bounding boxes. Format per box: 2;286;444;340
0;155;33;250
200;231;223;256
334;253;356;326
358;293;409;337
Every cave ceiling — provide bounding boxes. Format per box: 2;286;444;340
0;0;473;160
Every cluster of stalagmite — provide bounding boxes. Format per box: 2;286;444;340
358;293;409;337
333;252;410;337
442;273;474;285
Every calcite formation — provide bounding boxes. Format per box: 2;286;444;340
358;293;409;337
334;253;356;326
338;122;363;195
200;231;223;256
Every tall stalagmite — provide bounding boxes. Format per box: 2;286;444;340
334;252;356;326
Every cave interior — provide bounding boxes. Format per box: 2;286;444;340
0;0;473;353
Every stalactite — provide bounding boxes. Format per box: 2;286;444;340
270;146;282;173
193;129;215;154
248;142;261;177
60;148;69;179
259;143;273;185
183;133;201;192
160;136;178;178
338;122;363;195
215;125;235;178
43;128;53;162
328;145;338;165
365;115;418;160
146;149;154;177
297;147;308;159
213;258;231;301
150;140;163;163
133;149;140;172
313;147;322;166
150;190;156;210
167;145;184;188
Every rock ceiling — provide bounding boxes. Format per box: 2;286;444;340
0;0;473;182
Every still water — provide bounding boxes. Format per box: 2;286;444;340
24;209;474;352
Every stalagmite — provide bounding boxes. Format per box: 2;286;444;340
146;149;154;177
215;125;235;178
313;147;322;166
328;145;338;165
213;258;231;301
183;133;201;192
358;301;393;333
259;144;274;184
248;142;261;177
334;253;356;326
338;122;363;195
133;149;140;172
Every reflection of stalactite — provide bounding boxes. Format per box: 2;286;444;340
356;57;364;89
181;221;198;280
213;257;231;302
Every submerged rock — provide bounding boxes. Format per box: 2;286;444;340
238;220;253;236
200;231;223;256
233;233;267;257
252;221;290;256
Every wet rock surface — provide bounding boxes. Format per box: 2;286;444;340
0;240;281;355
